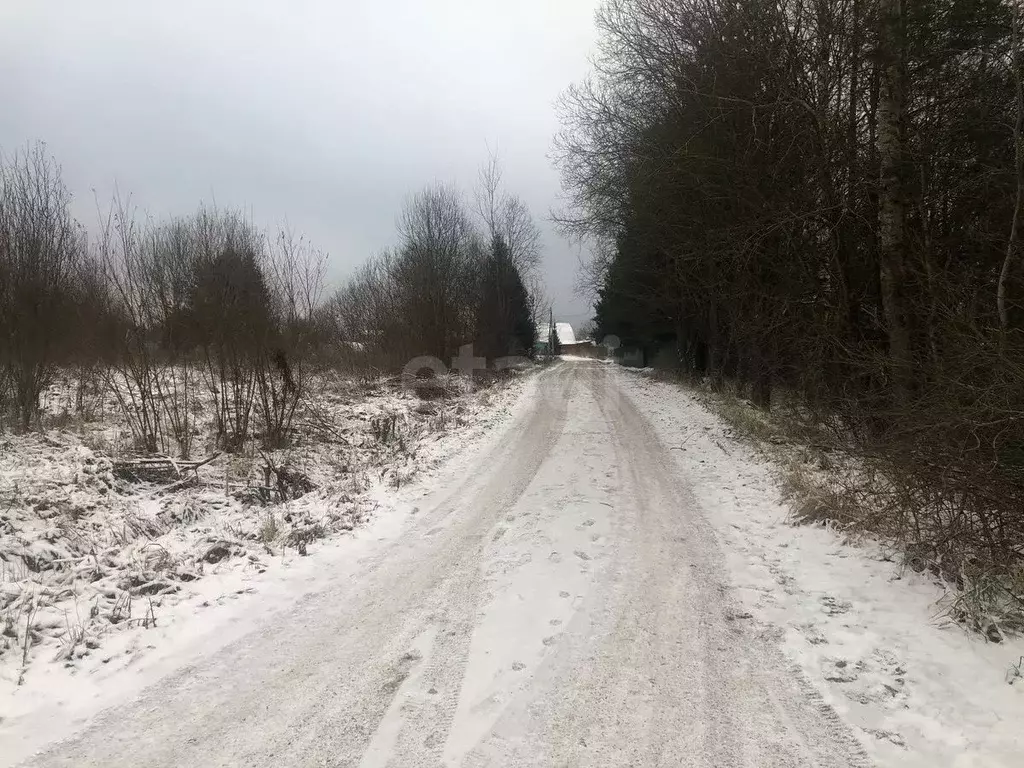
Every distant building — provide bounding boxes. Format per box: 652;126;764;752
554;322;577;346
535;321;576;355
534;322;606;358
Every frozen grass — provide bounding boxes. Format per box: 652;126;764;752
640;368;1024;641
0;369;526;687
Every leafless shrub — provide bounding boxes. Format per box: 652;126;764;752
256;229;326;449
943;568;1024;642
66;253;115;424
781;460;867;529
286;521;326;555
97;201;330;455
0;144;85;432
97;197;169;454
190;208;271;452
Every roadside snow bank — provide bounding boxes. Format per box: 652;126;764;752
618;369;1024;768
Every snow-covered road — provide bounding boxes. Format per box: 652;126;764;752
10;361;1022;766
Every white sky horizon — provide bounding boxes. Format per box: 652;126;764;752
0;0;601;324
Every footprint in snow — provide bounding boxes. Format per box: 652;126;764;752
819;595;852;615
724;609;753;622
823;658;859;683
797;622;829;645
574;550;591;561
863;729;906;748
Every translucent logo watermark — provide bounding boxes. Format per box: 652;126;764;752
400;336;625;405
401;345;533;385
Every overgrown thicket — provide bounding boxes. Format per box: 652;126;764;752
0;144;542;454
92;199;326;457
559;0;1024;604
0;145;87;433
325;161;540;371
0;146;325;454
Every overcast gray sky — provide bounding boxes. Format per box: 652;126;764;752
0;0;599;324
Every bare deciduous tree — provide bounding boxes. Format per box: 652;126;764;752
0;144;83;431
256;229;327;448
475;153;542;278
557;0;1024;600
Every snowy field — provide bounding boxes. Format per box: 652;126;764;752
0;368;529;742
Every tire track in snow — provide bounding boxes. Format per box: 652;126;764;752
459;363;870;766
17;362;871;767
360;363;577;766
607;364;872;767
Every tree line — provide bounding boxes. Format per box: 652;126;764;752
325;158;542;370
0;143;541;455
558;1;1024;586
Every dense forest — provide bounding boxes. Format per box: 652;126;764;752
0;145;539;455
558;0;1024;607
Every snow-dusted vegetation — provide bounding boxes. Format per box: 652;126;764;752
0;143;544;695
0;370;526;689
